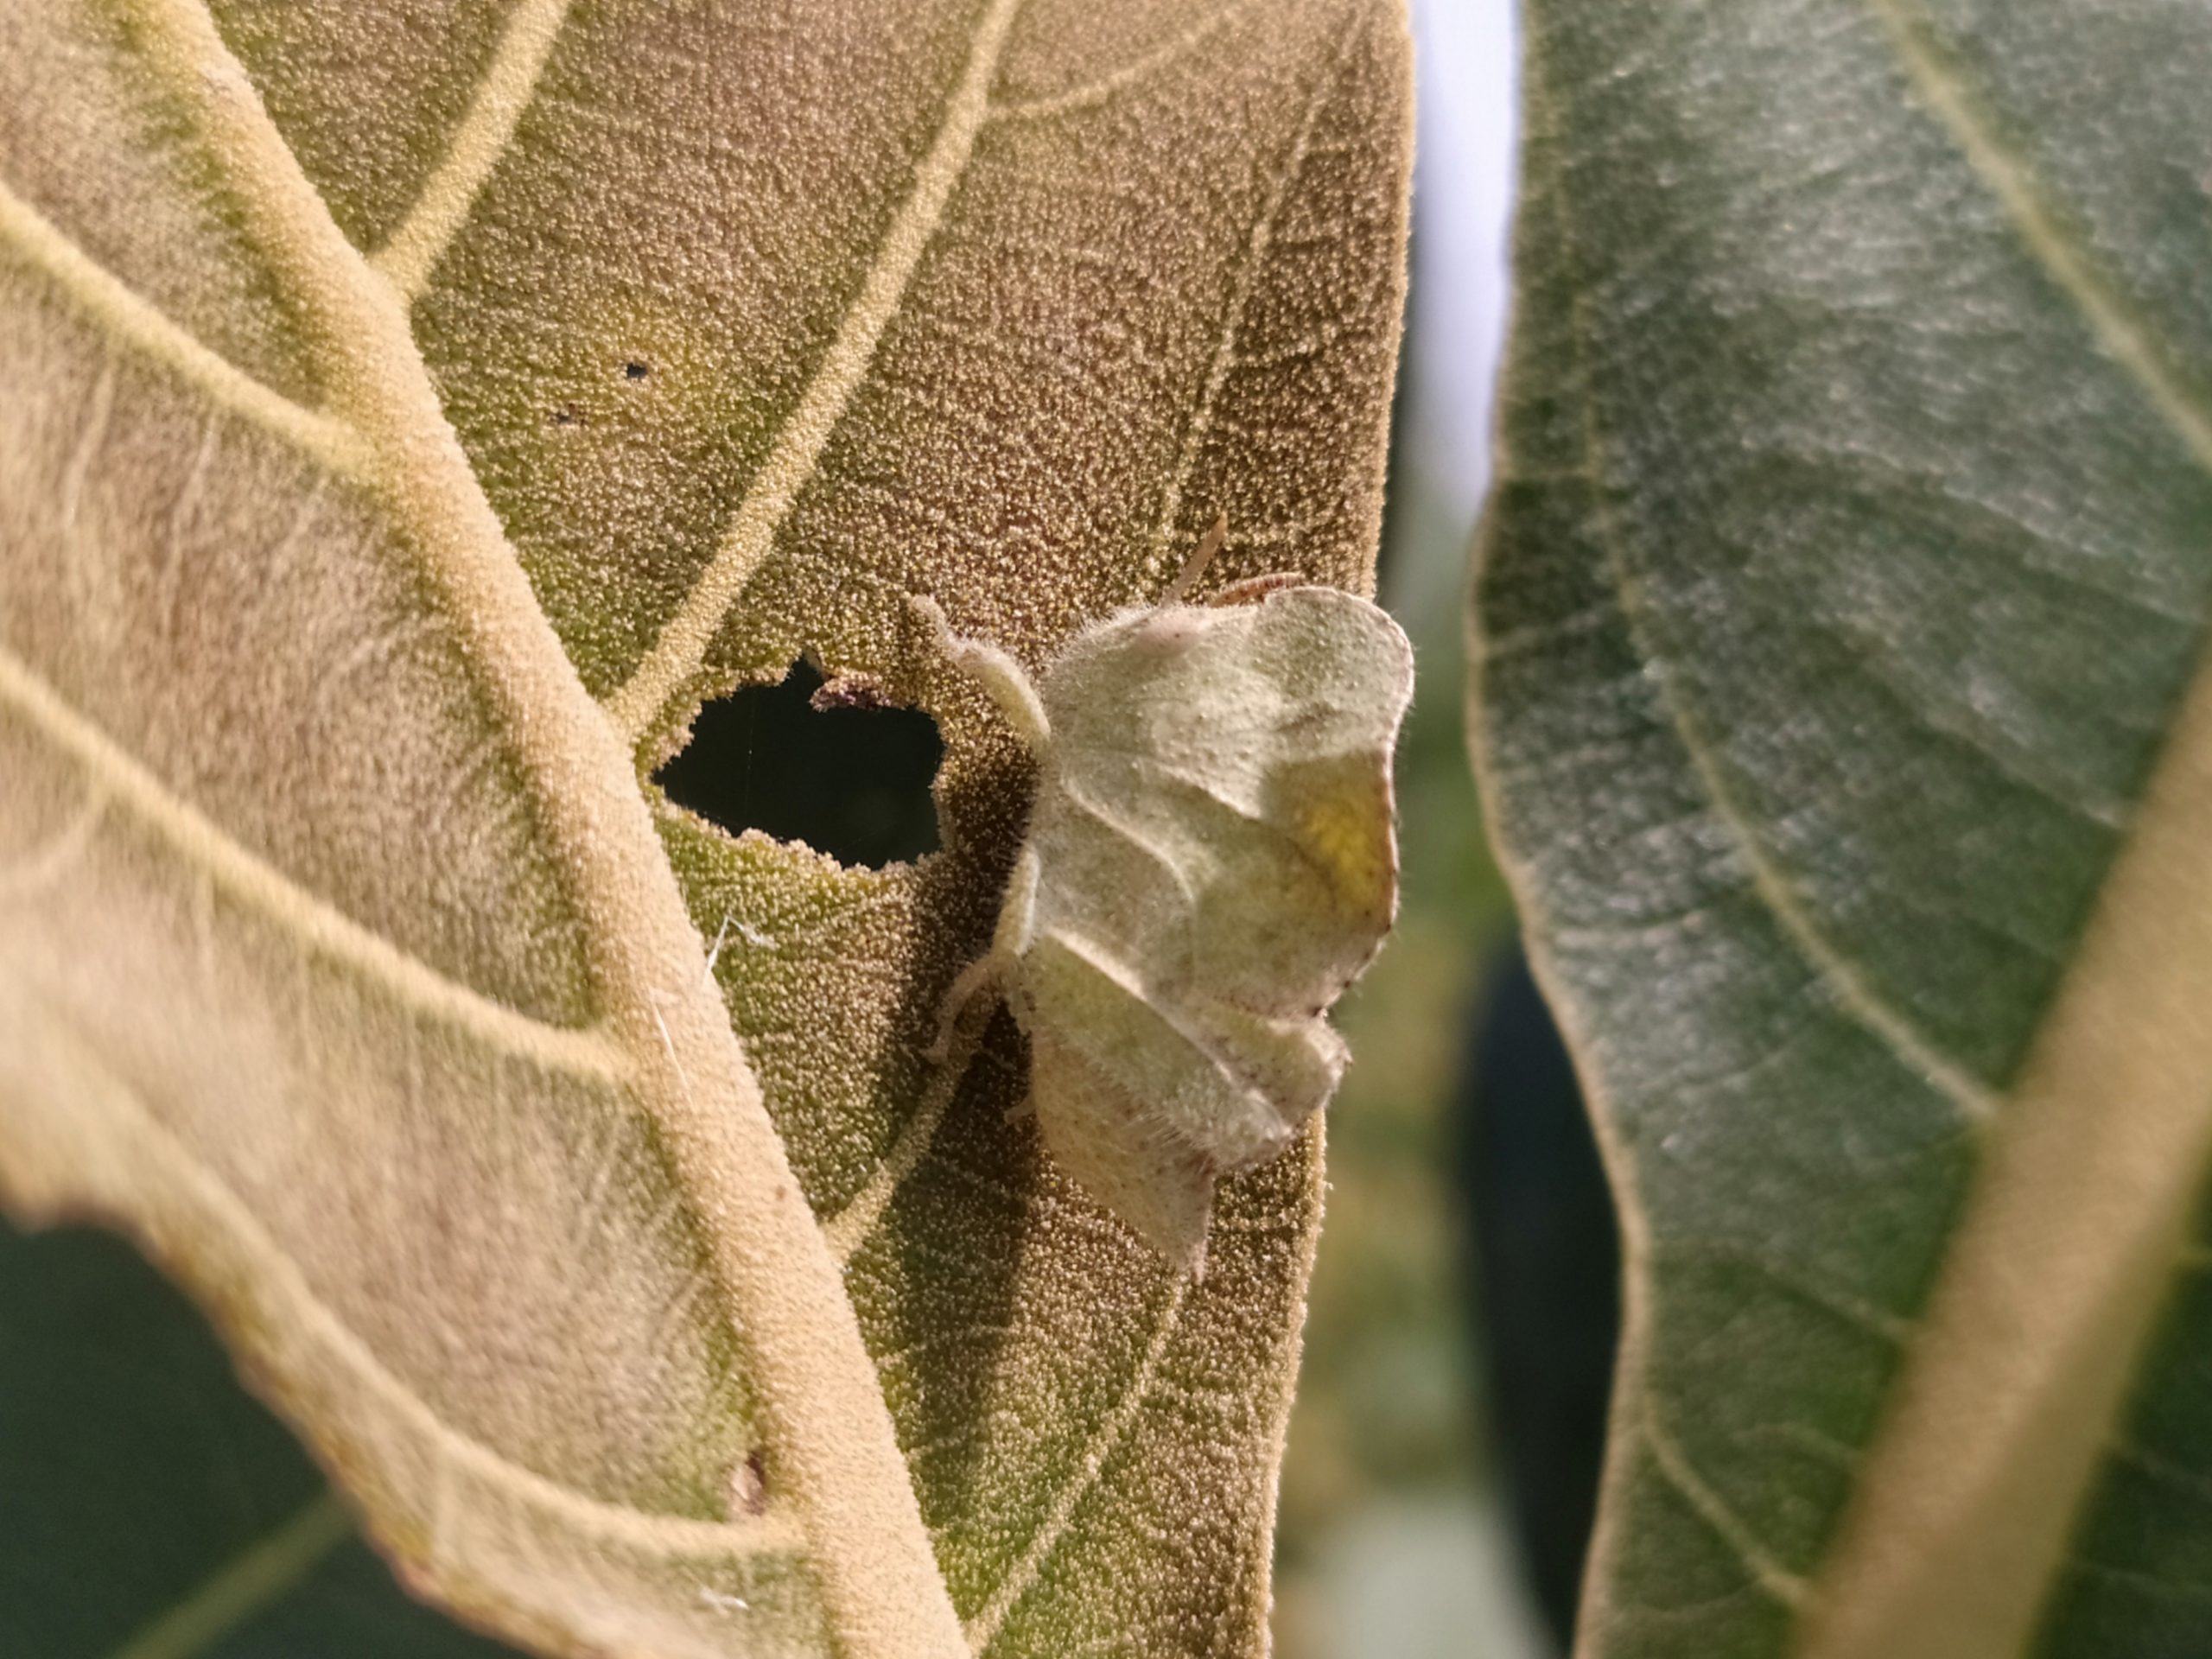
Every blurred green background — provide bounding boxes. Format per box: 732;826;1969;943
1271;3;1547;1649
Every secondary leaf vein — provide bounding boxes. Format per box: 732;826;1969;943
105;1491;352;1659
0;177;363;477
824;1014;986;1263
1865;0;2212;474
371;0;577;301
966;1277;1191;1650
1138;5;1358;599
1531;149;1999;1124
0;642;629;1083
603;0;1028;744
988;5;1248;124
1641;1411;1810;1611
39;1012;806;1565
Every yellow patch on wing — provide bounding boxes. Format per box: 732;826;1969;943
1290;765;1395;917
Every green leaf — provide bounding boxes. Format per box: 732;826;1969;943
0;1218;522;1659
0;2;1411;1655
1470;4;2212;1657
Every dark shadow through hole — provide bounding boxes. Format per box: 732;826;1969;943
653;660;944;868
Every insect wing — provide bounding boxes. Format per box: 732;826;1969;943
1018;931;1276;1270
1010;588;1412;1264
1041;587;1413;1020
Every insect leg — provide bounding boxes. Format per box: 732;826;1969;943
992;849;1043;1122
922;846;1040;1063
925;952;1003;1064
1160;512;1230;606
993;845;1041;957
906;594;1052;752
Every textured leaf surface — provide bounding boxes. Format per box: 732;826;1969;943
1471;3;2212;1657
0;1;1411;1655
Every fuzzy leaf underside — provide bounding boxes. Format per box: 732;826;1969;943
1473;3;2212;1657
0;1;1411;1655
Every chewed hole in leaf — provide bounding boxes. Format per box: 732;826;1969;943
655;659;944;868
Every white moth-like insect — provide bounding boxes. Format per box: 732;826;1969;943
912;519;1414;1273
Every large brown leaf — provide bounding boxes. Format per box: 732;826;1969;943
0;0;1411;1654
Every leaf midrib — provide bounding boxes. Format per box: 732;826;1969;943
1799;4;2212;1654
81;3;971;1653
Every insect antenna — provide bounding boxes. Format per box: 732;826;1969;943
1160;512;1230;607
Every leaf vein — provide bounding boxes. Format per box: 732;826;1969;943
1865;0;2212;474
34;1011;806;1565
105;1491;353;1659
2108;1438;2212;1507
98;1;998;1647
1795;608;2130;833
0;177;363;477
825;1010;988;1263
1662;1240;1914;1347
0;642;629;1083
1138;7;1361;600
0;783;106;901
1530;149;1999;1124
967;1278;1191;1651
603;0;1028;744
988;5;1249;124
1641;1410;1811;1611
371;0;577;300
2065;1561;2212;1605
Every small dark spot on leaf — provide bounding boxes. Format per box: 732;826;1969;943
549;404;580;428
656;659;943;868
728;1450;769;1516
623;360;650;381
